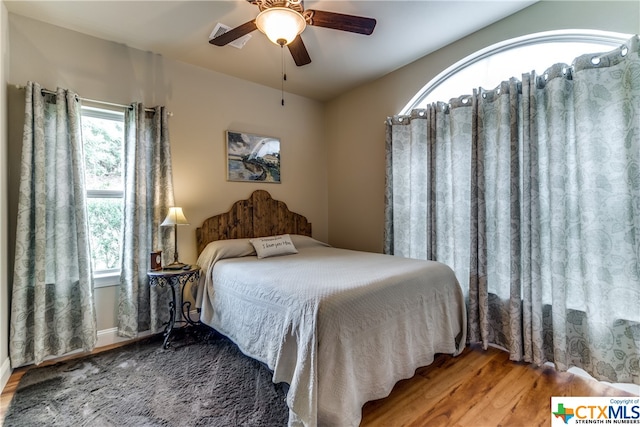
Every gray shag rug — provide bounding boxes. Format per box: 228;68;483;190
4;332;289;426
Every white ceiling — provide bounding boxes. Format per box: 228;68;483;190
4;0;537;102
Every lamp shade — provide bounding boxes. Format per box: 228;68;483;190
255;7;306;46
161;207;189;226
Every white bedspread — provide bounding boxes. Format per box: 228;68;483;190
196;235;466;427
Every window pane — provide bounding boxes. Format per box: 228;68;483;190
82;115;123;191
420;41;616;106
405;31;632;111
87;197;123;271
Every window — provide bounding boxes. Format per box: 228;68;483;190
81;105;125;287
402;30;633;113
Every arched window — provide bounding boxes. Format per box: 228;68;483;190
402;29;633;113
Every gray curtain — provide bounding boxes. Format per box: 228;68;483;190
117;104;174;338
10;82;97;367
385;36;639;384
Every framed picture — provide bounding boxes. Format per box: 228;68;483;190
150;251;162;271
226;131;281;183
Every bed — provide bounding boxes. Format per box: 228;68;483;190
194;190;467;426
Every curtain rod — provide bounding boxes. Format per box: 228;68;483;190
16;85;171;115
42;87;168;115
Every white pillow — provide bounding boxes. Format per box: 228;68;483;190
196;238;256;274
250;234;298;259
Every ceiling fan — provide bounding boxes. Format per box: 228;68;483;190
209;0;377;66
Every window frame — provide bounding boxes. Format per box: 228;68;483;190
81;104;126;288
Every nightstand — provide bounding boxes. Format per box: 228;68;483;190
147;266;201;349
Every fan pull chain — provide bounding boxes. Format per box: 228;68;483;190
281;44;286;106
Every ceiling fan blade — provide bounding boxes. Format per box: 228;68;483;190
305;9;376;35
288;35;312;66
209;20;257;46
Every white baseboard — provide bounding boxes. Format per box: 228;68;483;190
96;327;152;348
0;356;11;393
94;310;200;348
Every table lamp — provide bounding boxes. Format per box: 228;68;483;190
161;207;189;269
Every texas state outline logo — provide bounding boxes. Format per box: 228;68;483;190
551;397;640;426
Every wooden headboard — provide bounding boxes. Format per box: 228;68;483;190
196;190;312;255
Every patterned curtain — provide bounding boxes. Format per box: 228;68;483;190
385;36;640;384
117;104;174;337
10;82;97;367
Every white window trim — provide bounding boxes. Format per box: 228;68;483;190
94;270;120;288
401;29;633;114
87;189;124;198
82;104;125;121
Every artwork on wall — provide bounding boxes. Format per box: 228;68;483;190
226;130;281;183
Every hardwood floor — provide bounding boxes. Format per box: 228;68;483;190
1;342;637;426
361;344;637;427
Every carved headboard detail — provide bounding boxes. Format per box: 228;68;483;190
196;190;312;255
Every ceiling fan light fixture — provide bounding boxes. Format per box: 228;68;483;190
255;7;306;46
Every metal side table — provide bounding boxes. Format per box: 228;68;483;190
147;265;201;349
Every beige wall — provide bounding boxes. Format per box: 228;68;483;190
325;0;640;253
1;2;9;389
5;13;327;336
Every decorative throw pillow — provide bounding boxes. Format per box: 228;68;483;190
250;234;298;259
